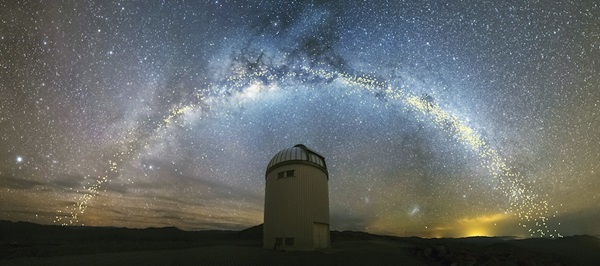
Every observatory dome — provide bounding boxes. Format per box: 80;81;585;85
266;144;328;177
263;144;330;250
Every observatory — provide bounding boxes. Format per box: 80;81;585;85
263;144;330;250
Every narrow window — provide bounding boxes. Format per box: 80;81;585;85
285;237;294;246
286;170;295;177
275;238;283;245
277;172;284;179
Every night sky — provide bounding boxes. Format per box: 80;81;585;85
1;1;599;238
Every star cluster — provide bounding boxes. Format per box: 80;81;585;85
1;0;599;237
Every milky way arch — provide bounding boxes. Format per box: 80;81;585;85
55;52;560;237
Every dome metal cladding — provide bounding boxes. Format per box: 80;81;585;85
266;144;328;177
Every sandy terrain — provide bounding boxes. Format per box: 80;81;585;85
1;221;599;265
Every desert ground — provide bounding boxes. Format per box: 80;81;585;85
1;221;599;265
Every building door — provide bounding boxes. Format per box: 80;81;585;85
313;222;329;248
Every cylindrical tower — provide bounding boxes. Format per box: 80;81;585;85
263;144;330;250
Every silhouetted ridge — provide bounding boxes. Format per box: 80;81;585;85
237;224;263;240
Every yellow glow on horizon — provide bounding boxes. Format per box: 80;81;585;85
457;213;508;224
457;213;509;237
464;227;490;237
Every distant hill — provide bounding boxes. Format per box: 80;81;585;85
0;220;234;243
237;223;262;240
0;220;241;260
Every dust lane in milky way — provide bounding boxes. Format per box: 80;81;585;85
1;1;599;237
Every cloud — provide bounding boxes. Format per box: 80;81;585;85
0;174;42;189
330;207;373;231
50;173;87;190
552;207;600;236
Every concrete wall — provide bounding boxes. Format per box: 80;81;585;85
263;163;329;250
